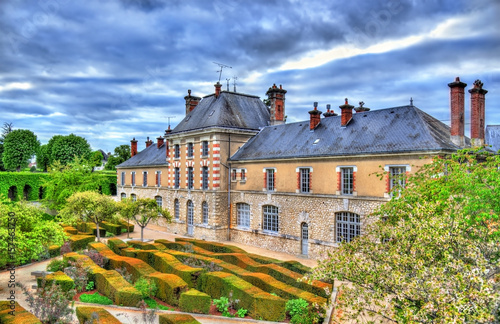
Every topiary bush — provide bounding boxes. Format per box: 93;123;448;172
158;313;201;324
68;234;95;251
179;289;211;314
0;301;42;324
76;306;121;324
37;271;74;292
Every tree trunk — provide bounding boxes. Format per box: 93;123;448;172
16;166;20;172
141;226;144;242
96;222;101;242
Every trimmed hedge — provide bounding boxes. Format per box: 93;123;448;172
120;247;139;258
76;306;121;324
128;240;166;251
107;238;128;254
68;235;95;251
95;270;142;307
199;271;286;322
241;272;327;306
100;221;121;235
0;301;41;324
179;289;211;314
148;251;204;288
37;271;74;292
247;253;312;275
158;314;200;324
147;273;188;306
154;239;187;251
175;238;245;253
62;226;78;235
118;220;134;233
48;245;61;257
63;253;107;284
76;222;106;237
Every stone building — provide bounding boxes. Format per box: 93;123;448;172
116;78;489;259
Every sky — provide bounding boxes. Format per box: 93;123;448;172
1;0;499;154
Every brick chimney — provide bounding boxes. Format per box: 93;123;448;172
323;104;337;118
214;82;222;97
157;136;164;148
448;77;467;147
184;89;201;115
309;102;322;130
131;138;138;157
266;83;287;125
340;98;354;126
469;79;488;147
354;101;370;113
145;137;153;148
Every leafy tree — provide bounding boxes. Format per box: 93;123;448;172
2;129;40;171
309;148;500;323
117;198;137;238
60;191;117;242
50;133;91;165
118;198;170;241
90;150;104;170
36;144;50;172
0;122;13;171
105;144;131;170
43;157;108;210
0;144;5;171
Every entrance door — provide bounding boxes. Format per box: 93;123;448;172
301;223;309;255
187;200;194;235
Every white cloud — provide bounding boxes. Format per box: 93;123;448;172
0;82;33;92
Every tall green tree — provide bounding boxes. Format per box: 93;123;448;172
309;148;500;323
118;198;170;241
42;157;108;210
49;134;91;165
117;198;137;238
0;122;13;171
2;129;40;171
105;144;131;170
60;191;117;242
36;144;50;172
90;150;104;170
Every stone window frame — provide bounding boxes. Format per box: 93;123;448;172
335;211;360;243
120;193;126;201
201;166;209;190
155;196;162;208
262;205;279;233
174;199;180;219
174;167;180;189
236;203;250;228
187;167;194;189
187;200;194;223
202;201;209;224
121;172;125;186
131;172;136;187
384;164;410;198
131;193;137;202
174;144;180;159
240;169;247;182
296;167;313;194
187;142;194;158
201;140;209;157
156;171;161;187
263;168;277;192
142;171;148;187
335;165;357;196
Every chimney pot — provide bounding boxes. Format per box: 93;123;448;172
469;79;488;147
131;138;138;157
266;83;287;126
339;98;354;126
448;77;467;147
214;82;222;97
145;137;153;148
309;102;322;130
157;136;164;149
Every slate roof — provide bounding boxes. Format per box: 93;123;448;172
486;125;500;152
170;91;270;134
117;144;167;168
230;105;462;161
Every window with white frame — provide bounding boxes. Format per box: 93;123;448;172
263;205;278;233
266;169;275;191
237;203;250;228
174;168;180;189
241;169;246;181
174;144;180;158
143;171;148;187
187;167;194;189
202;201;208;224
156;171;161;187
187;142;194;158
202;141;209;156
121;172;125;186
187;200;194;222
341;167;353;195
389;166;406;197
202;166;209;190
299;168;310;193
131;193;137;202
174;199;180;219
131;172;136;186
336;212;360;243
155;196;162;208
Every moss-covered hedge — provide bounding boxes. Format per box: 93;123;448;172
0;172;50;202
0;301;41;324
118;220;134;233
175;238;245;253
48;244;61;257
148;251;204;288
62;226;78;235
127;240;166;251
179;289;211;314
107;238;128;254
147;273;188;306
37;271;74;292
199;271;286;322
63;253;107;284
247;253;312;275
154;239;187;251
95;270;142;307
158;314;201;324
75;306;121;324
68;235;95;251
99;221;121;235
76;222;106;237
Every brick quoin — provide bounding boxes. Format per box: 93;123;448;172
212;144;221;148
352;171;356;192
264;172;267;189
296;171;300;190
337;171;341;192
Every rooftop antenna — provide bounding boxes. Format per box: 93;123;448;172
226;78;231;91
213;62;232;82
233;76;238;92
410;97;413;106
166;116;175;132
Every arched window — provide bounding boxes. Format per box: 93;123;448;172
155;196;162;208
262;205;279;233
120;193;126;201
187;200;194;223
236;203;250;228
131;193;137;202
174;199;180;219
336;212;360;243
202;201;208;224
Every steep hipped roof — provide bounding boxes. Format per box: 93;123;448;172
230;105;462;161
117;144;166;168
486;125;500;152
170;91;270;134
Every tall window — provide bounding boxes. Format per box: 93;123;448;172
121;172;125;186
120;193;126;200
174;144;180;158
232;169;237;181
336;212;360;243
156;171;161;187
187;167;194;189
143;171;148;187
241;169;246;181
266;169;275;191
155;196;162;208
300;168;310;193
174;168;180;189
187;200;194;222
202;166;209;190
131;172;136;186
202;141;209;156
237;203;250;228
187;142;194;158
341;167;353;195
263;205;278;233
174;199;180;219
202;201;208;224
389;166;406;197
131;193;137;202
